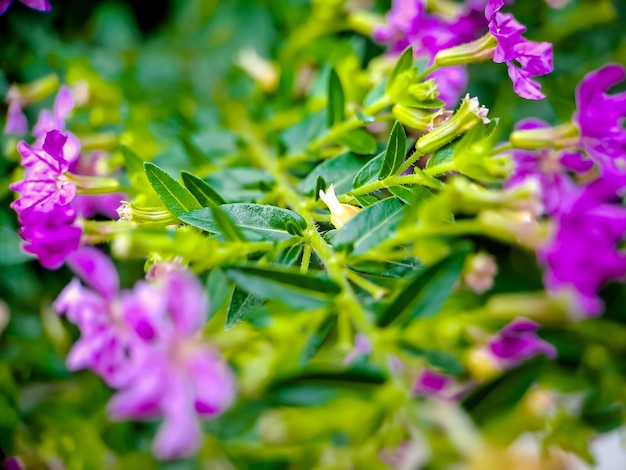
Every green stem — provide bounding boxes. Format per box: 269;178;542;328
301;243;312;273
424;161;457;177
66;173;125;195
345;269;387;300
415;63;439;82
396;150;425;176
349;172;443;198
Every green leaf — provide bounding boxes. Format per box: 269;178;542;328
226;286;265;329
280;111;327;155
314;175;326;201
331;198;405;255
224;265;340;311
388;185;433;205
181;171;226;207
352;152;384;188
144;162;202;216
327;68;345;128
204;168;273;203
0;226;32;266
300;316;337;366
180;203;306;242
364;80;387;109
462;358;544;424
299;152;367;196
181;135;210;165
425;140;457;170
206;268;231;320
386;47;413;95
398;342;464;375
210;206;248;242
377;251;467;327
121;146;150;189
351;194;379;207
336;129;377;155
378;121;407;179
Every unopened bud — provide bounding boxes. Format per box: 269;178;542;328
463;252;498;293
510;121;579;150
434;33;497;68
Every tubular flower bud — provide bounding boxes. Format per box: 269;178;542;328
318;184;361;229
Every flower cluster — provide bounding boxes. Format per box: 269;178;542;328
54;247;236;460
9;130;81;269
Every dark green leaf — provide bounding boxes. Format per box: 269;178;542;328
386;47;413;95
144;162;202;216
398;343;464;375
352;152;384;188
181;171;226;207
226;286;265;329
314;175;326;201
180;204;307;242
351;194;379;207
181;135;210;165
425;140;457;170
378;121;407;179
327;68;345;128
462;358;544;424
377;251;467;327
204;168;273;203
224;265;340;311
210;206;248;242
280;111;327;155
336;129;377;155
0;226;32;266
300;316;337;366
389;186;433;205
299;152;367;196
273;243;304;266
331;198;405;255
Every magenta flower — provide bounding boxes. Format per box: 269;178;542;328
412;369;452;397
33;86;81;163
54;247;148;385
19;205;81;269
10;130;76;215
540;171;626;315
485;0;553;99
506;118;592;214
574;64;626;168
488;318;556;368
0;0;50;15
107;269;235;460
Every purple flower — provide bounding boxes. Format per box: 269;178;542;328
19;204;81;269
54;247;147;384
427;66;468;107
540;171;626;315
574;64;626;168
10;130;76;215
105;269;236;460
4;101;28;135
506;118;592;214
344;333;372;365
0;0;50;15
33;86;81;163
412;369;452;397
488;318;556;368
486;0;553;99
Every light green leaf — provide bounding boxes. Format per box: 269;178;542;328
327;68;345;128
144;162;202;216
331;198;405;255
378;121;407;179
179;203;306;242
352;152;384;188
386;46;414;95
210;206;248;242
181;171;226;207
226;286;265;329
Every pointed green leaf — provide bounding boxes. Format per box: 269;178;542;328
299;152;367;196
180;203;307;242
351;193;379;207
206;268;231;320
331;198;405;255
300;316;337;366
122;146;150;189
226;286;265;329
224;265;340;311
352;151;384;188
181;135;210;165
378;121;407;179
425;140;457;170
210;206;248;242
386;46;414;94
144;162;202;216
181;171;226;207
336;129;378;155
327;68;345;128
377;251;468;327
314;175;326;201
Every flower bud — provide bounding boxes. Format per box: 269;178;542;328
510;121;579;150
319;184;361;229
463;252;498;293
434;33;497;67
416;95;489;155
117;201;178;225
